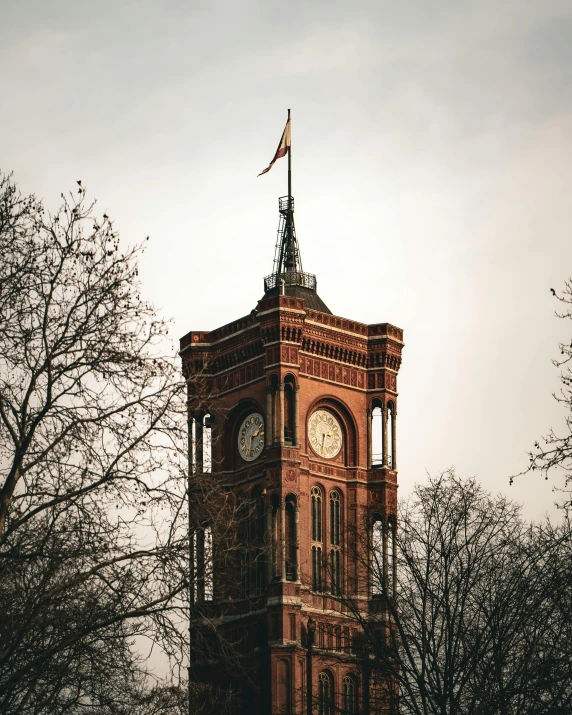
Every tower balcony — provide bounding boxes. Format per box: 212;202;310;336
278;195;294;214
263;270;317;293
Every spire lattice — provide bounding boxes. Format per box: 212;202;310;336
264;195;316;293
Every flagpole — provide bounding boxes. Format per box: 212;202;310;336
287;108;292;200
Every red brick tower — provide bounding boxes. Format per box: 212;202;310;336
180;188;403;714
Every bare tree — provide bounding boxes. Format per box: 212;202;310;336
518;281;572;506
336;472;572;715
0;171;252;713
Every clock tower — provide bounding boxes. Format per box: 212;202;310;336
180;188;403;714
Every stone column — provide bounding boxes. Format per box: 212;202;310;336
294;504;300;582
293;385;300;447
266;386;273;447
382;406;388;467
278;383;285;447
391;410;397;470
280;501;287;581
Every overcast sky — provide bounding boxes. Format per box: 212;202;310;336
2;0;571;520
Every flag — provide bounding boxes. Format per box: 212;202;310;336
258;114;291;176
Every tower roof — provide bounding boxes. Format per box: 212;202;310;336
261;195;331;314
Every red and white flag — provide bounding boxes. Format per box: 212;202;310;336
258;114;291;176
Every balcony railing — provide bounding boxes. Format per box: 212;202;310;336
264;270;317;293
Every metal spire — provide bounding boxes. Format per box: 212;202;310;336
263;110;317;295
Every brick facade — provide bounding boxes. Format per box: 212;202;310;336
181;293;403;714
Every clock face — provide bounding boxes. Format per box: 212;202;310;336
238;413;265;461
308;410;342;459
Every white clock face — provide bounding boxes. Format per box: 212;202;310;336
238;413;265;461
308;410;342;459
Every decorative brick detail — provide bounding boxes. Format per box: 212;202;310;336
180;293;403;715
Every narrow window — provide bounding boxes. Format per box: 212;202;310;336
371;402;383;467
203;413;212;473
311;486;323;591
285;495;296;581
387;403;394;469
330;490;340;546
204;525;214;600
334;626;342;652
318;672;334;715
343;676;358;714
343;626;350;653
387;516;395;597
284;377;295;443
329;490;342;594
311;486;322;542
312;545;323;591
330;548;341;595
372;518;383;595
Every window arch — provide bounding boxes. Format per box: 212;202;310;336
342;675;358;714
311;486;323;591
318;671;334;715
371;399;383;467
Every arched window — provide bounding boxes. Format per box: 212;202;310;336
371;399;383;467
318;672;334;715
311;486;322;542
372;517;383;596
330;490;340;546
343;675;358;714
311;487;323;591
284;375;295;444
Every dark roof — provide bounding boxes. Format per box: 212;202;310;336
261;284;332;314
